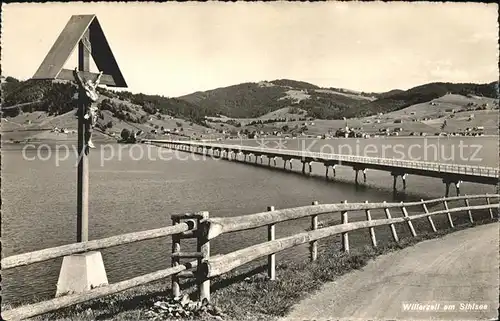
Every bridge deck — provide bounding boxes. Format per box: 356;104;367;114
145;140;499;185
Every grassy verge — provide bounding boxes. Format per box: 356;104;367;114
7;209;497;321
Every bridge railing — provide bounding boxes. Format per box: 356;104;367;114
146;140;499;178
3;194;499;320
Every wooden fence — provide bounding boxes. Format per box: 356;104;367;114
2;194;499;320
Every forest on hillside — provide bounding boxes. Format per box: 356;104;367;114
2;76;498;122
1;76;208;125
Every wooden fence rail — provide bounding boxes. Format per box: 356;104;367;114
2;195;498;320
204;194;498;239
2;260;198;321
2;221;194;270
202;202;498;278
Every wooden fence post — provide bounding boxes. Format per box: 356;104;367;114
400;202;417;237
171;217;181;298
486;194;494;219
310;201;319;261
443;199;454;228
341;200;349;253
364;200;377;247
197;212;210;302
464;194;473;223
267;206;276;280
421;200;437;232
383;201;399;242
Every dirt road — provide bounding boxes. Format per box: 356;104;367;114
283;223;499;321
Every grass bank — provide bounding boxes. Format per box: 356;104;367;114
7;208;497;321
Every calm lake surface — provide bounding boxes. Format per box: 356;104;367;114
2;137;498;303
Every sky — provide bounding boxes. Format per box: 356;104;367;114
2;2;498;97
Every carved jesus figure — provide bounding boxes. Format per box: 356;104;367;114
73;68;103;149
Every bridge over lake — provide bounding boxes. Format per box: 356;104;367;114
144;139;499;196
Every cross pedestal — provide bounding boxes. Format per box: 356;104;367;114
56;251;108;296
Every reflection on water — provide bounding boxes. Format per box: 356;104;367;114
1;138;497;303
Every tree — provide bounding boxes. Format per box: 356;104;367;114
106;121;113;128
129;130;136;143
441;120;447;130
5;76;20;83
282;125;290;132
176;121;182;127
121;128;130;141
3;107;20;117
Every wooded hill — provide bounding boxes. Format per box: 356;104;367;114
2;76;497;125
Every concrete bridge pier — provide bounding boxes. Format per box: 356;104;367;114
455;180;462;196
268;156;277;167
443;179;462;197
444;181;451;197
283;158;293;170
391;172;407;191
402;173;407;189
354;168;367;185
302;161;312;174
332;165;336;177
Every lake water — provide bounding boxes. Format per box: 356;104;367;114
1;137;498;304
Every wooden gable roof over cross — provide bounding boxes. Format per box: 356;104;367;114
32;14;127;87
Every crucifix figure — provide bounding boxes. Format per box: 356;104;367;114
73;67;103;149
